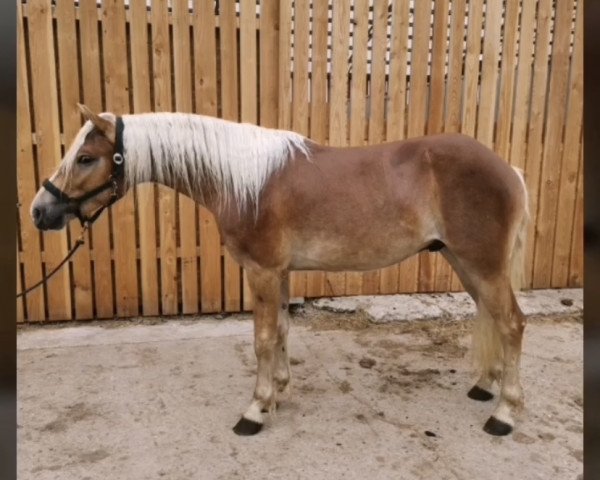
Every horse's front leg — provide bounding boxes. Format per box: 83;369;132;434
274;271;291;397
233;268;281;436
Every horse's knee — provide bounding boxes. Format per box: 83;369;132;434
254;332;278;357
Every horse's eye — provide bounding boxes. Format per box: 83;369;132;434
77;155;96;165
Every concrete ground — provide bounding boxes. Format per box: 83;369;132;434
18;289;583;480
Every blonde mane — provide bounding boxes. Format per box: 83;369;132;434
61;112;310;212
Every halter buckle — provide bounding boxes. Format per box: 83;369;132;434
113;152;124;165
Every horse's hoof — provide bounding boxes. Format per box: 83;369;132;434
467;385;494;401
232;417;263;436
483;416;513;436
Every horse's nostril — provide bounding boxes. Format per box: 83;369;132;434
32;207;42;222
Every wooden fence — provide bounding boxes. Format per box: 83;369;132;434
17;0;583;322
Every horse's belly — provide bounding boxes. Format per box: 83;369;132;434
289;236;425;271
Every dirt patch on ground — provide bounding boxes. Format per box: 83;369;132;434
18;306;582;480
40;402;100;434
296;307;373;331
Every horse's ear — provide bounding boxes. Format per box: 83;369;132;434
76;103;115;142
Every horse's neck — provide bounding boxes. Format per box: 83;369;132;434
122;112;308;217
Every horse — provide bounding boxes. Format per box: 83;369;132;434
30;104;529;437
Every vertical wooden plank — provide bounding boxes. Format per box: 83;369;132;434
367;0;388;157
522;0;553;288
361;0;389;295
494;0;520;160
27;0;71;320
240;0;258;310
17;2;45;321
508;0;537;172
407;0;432;138
444;0;466;135
436;0;467;292
381;0;411;294
423;0;450;293
427;0;450;135
291;0;309;137
552;3;582;287
259;0;280;129
461;0;484;138
173;0;199;314
102;0;139;317
568;150;583;287
476;0;502;148
345;0;370;296
150;0;178;314
348;0;369;149
194;0;222;313
55;0;94;320
130;0;159;316
326;0;351;296
79;0;114;319
278;0;292;131
533;0;576;287
305;0;328;298
220;0;242;311
289;0;310;299
402;0;431;294
240;0;258;128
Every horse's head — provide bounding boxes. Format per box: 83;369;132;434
30;104;125;230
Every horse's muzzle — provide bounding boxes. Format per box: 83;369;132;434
31;204;73;230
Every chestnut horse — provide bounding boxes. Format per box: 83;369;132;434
31;104;528;437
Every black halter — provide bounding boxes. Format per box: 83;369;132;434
42;116;126;226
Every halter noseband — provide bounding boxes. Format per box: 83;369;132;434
42;116;126;226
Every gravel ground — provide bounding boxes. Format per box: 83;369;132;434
18;298;582;480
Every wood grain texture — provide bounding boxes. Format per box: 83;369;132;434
494;0;520;161
27;0;72;320
523;0;556;288
130;0;159;316
151;0;178;315
56;0;94;320
552;2;582;287
17;0;583;320
17;2;45;321
173;0;199;314
194;0;222;313
532;0;576;288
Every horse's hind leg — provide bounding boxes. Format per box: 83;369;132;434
442;250;502;402
474;278;525;435
233;268;281;436
445;249;526;435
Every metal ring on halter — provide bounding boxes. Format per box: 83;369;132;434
113;152;124;164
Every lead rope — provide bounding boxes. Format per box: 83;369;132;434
16;221;89;299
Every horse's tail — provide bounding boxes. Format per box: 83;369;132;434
510;166;529;291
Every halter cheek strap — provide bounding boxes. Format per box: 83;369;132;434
42;116;126;226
